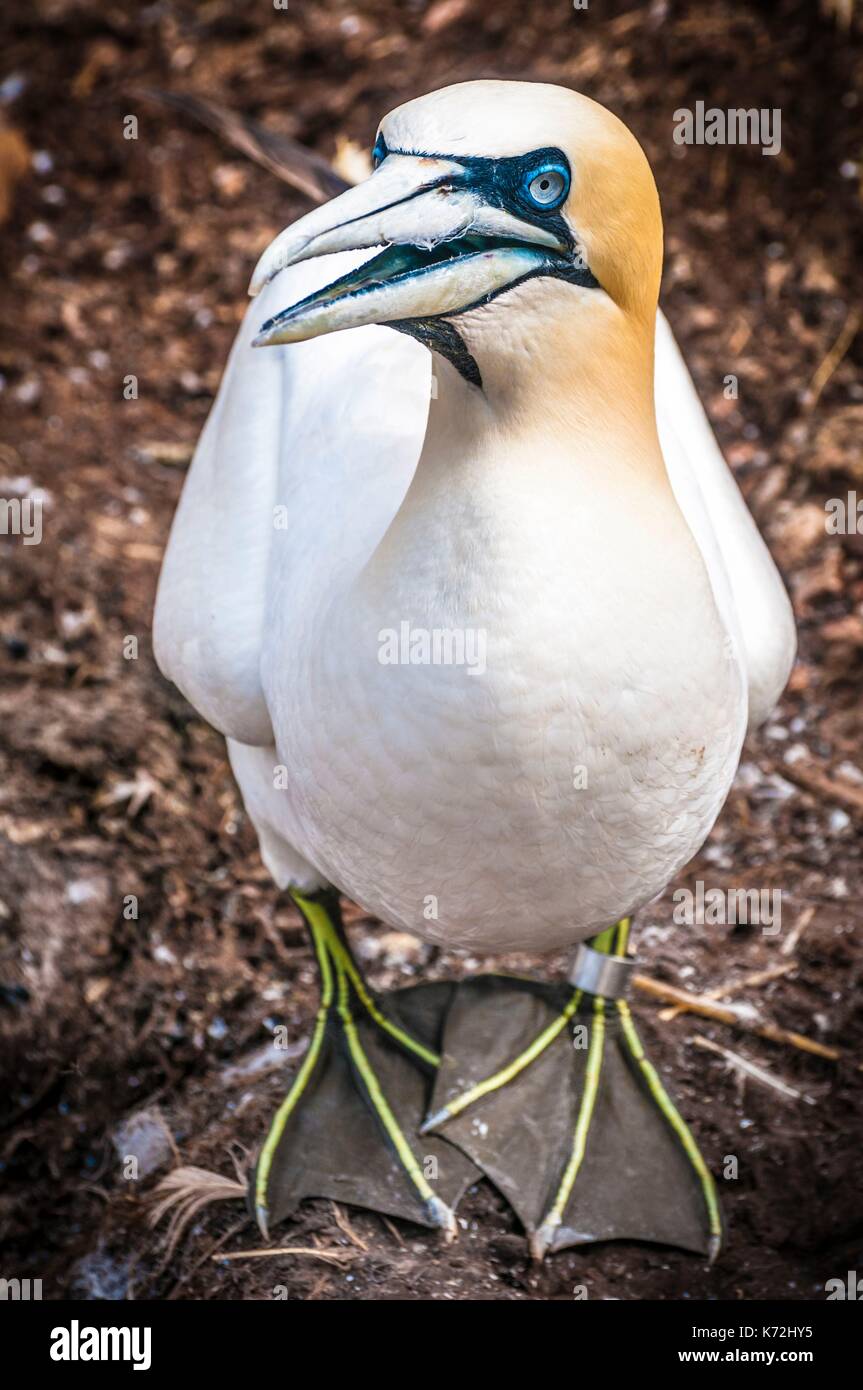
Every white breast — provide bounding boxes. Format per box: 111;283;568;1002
264;436;746;950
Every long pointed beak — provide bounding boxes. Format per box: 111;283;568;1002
249;155;571;348
249;154;468;293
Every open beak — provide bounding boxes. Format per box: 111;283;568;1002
250;154;571;347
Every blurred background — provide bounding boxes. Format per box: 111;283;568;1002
0;0;861;1300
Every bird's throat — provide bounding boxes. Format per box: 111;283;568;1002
360;310;669;625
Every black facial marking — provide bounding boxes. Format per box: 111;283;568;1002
372;140;584;258
388;317;482;389
450;147;576;252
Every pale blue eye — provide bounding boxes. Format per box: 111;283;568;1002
525;165;569;208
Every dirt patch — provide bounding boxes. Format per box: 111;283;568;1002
1;0;862;1300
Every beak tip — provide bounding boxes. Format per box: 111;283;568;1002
251;326;276;348
248;253;279;300
248;266;272;299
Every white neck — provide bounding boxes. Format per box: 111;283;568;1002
362;285;670;596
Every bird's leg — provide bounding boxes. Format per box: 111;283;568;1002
424;918;723;1261
316;892;440;1071
252;888;477;1240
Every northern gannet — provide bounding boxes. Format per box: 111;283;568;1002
155;81;795;1259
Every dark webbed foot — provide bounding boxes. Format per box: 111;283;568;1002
424;921;722;1260
252;890;479;1238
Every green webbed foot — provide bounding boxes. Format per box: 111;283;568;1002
424;921;722;1260
252;890;480;1238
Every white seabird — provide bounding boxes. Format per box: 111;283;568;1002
154;81;795;1257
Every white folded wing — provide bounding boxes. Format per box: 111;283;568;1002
154;253;432;748
654;310;795;728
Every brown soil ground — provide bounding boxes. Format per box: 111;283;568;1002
1;0;862;1301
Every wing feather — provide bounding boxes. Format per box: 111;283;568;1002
655;309;796;728
153;255;430;747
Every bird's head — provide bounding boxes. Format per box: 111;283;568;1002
251;81;662;391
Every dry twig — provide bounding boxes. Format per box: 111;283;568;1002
633;973;853;1066
215;1246;354;1267
659;960;796;1022
331;1202;370;1252
772;756;863;817
805;306;860;409
781;907;816;958
692;1035;816;1103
